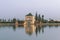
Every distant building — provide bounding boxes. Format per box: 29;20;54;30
24;13;35;25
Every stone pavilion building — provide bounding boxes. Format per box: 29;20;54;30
24;13;35;25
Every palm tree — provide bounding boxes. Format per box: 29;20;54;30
42;15;44;22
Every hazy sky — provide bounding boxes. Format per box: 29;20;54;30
0;0;60;20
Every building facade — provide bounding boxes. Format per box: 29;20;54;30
24;13;35;25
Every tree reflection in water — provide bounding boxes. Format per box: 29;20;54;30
12;25;24;31
12;25;16;31
35;25;46;36
12;24;59;35
0;24;59;37
24;24;47;36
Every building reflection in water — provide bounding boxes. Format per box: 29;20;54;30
24;24;47;36
24;24;36;35
0;24;59;36
12;24;59;35
0;24;47;36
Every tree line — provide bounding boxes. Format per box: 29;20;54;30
0;18;24;23
35;12;48;23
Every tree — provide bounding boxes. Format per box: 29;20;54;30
42;15;44;22
35;12;38;21
8;18;11;22
12;18;16;23
0;19;1;22
38;14;41;22
3;19;6;22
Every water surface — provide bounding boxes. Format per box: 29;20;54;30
0;25;60;40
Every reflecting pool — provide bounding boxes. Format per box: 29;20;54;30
0;25;60;40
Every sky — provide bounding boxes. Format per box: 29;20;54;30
0;0;60;20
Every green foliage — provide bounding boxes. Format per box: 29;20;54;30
42;15;44;22
35;12;46;23
38;14;41;22
43;20;48;23
35;12;38;21
12;18;16;23
35;12;42;22
0;19;1;22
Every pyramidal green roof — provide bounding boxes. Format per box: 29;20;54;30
26;13;33;16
